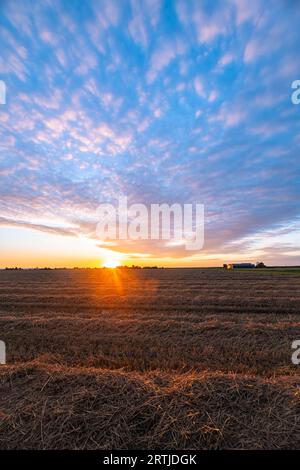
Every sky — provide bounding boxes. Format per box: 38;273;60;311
0;0;300;268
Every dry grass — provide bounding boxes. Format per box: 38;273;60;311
0;268;300;449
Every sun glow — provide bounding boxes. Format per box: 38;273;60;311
101;250;124;268
103;259;120;268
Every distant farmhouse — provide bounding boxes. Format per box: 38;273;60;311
223;262;265;270
224;263;255;269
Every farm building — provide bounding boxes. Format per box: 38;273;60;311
223;263;255;269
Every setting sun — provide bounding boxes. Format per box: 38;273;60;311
102;259;120;268
101;250;124;268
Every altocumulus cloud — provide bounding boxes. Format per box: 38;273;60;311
0;0;300;264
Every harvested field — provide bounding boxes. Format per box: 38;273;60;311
0;268;300;449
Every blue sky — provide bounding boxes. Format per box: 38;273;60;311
0;0;300;267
